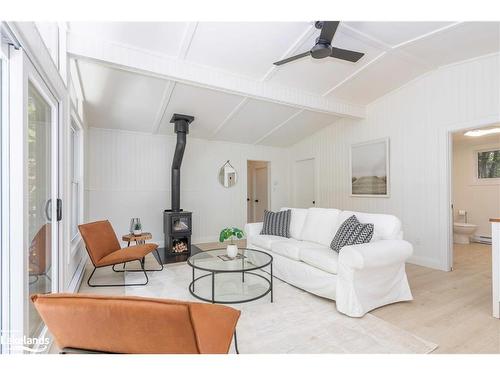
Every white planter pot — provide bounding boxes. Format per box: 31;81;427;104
226;244;238;258
133;230;142;236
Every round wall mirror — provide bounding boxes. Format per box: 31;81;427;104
218;160;238;188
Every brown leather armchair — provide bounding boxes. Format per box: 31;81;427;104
31;293;241;354
79;220;163;287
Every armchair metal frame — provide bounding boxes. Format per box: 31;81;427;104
86;248;164;288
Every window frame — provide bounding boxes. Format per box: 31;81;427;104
473;146;500;185
69;110;83;251
0;37;9;355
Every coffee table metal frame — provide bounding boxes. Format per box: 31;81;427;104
187;248;273;304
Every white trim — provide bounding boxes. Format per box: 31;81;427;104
67;31;365;119
260;23;316;82
177;22;199;59
0;36;11;355
211;97;248;138
446;115;500;271
253;109;303;145
152;81;176;134
407;255;447;271
349;137;390;198
391;22;463;50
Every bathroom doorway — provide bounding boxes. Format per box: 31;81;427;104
247;160;270;223
449;124;500;270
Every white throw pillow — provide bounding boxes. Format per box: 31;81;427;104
300;208;341;247
281;207;308;240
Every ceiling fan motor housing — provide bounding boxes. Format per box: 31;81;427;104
311;43;332;59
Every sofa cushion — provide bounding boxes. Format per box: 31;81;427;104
280;207;308;240
299;246;339;274
271;239;302;260
300;208;341;247
338;211;402;240
250;235;288;250
330;215;374;253
270;239;325;261
260;209;291;238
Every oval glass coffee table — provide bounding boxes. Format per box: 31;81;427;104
187;248;273;304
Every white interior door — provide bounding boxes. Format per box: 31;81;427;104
247;164;254;223
254;166;268;222
295;158;315;208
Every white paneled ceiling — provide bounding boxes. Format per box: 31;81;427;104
70;21;500;147
215;98;299;144
344;22;454;47
185;22;310;79
259;110;341;147
77;60;169;132
328;52;429;104
398;22;500;69
69;22;189;57
270;25;385;94
158;83;243;138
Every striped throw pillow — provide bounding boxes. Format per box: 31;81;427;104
330;215;374;253
260;209;291;238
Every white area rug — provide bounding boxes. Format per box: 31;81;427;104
125;261;437;354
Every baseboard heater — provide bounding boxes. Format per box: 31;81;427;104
472;235;492;245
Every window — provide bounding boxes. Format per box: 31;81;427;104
70;119;82;241
477;149;500;179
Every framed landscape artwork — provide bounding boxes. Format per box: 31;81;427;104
350;137;390;197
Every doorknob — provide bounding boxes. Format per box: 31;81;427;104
254;199;259;203
313;200;315;205
247;198;250;202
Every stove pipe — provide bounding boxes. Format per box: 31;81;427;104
170;113;194;212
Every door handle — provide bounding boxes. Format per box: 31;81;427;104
56;199;62;221
313;200;315;205
247;198;250;202
45;199;52;221
254;199;259;203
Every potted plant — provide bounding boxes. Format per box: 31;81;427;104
133;222;142;236
219;227;244;258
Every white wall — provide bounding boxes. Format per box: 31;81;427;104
289;54;500;270
453;137;500;237
86;128;289;244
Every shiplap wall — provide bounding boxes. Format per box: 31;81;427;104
86;128;290;244
290;54;500;270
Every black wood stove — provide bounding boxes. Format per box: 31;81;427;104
156;113;200;264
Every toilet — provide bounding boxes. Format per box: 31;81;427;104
453;222;478;244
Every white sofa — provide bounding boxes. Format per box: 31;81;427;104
244;207;413;317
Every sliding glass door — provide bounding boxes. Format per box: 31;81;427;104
27;80;56;339
6;46;60;352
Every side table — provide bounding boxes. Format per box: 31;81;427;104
121;232;153;268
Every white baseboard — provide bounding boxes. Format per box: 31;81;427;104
407;255;447;271
66;256;87;293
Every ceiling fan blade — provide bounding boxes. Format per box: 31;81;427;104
319;21;340;43
273;51;311;66
330;47;364;62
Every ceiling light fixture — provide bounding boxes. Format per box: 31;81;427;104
464;128;500;137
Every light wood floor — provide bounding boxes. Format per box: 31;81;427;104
372;242;500;353
77;240;500;353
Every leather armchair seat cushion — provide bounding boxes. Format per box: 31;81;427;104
96;243;158;267
31;293;240;354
